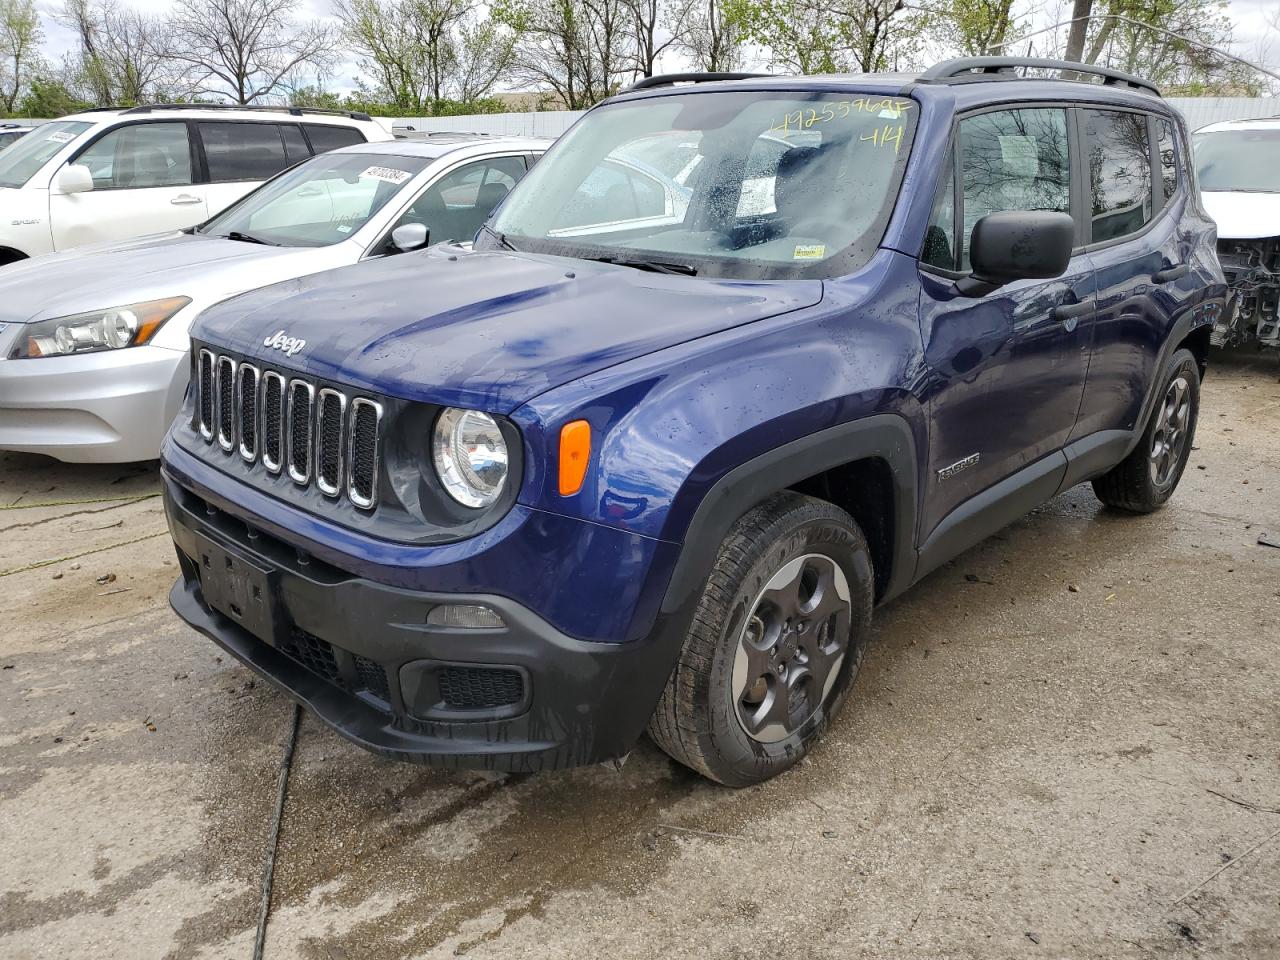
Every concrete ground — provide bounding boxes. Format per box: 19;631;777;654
1;352;1277;960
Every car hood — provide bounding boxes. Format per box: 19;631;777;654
0;233;316;323
1201;191;1280;240
195;246;824;412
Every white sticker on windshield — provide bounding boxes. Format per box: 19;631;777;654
360;165;412;185
336;224;352;233
998;135;1039;177
793;244;826;260
46;131;75;144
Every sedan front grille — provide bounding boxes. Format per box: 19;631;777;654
194;349;382;510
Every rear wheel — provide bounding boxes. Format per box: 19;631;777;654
647;492;874;786
1092;347;1200;513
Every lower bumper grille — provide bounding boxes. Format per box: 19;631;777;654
281;627;392;706
438;666;525;710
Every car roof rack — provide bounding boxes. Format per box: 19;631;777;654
624;72;773;92
119;103;375;122
920;57;1161;97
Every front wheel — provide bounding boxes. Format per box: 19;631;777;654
1092;347;1201;513
647;492;874;786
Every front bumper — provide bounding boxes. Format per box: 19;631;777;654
163;470;686;771
0;344;187;462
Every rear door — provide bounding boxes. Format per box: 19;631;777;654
918;105;1095;537
198;121;296;218
50;121;206;250
1073;109;1195;439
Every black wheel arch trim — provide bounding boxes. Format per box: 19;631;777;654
658;413;920;623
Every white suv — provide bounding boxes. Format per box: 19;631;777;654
0;106;390;265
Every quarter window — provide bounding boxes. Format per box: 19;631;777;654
75;122;193;189
305;125;366;154
922;145;957;270
199;122;289;182
1085;110;1152;243
957;108;1070;270
280;124;310;166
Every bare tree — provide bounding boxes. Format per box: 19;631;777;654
495;0;632;109
680;0;742;71
59;0;177;106
0;0;40;113
450;18;516;102
167;0;336;104
624;0;681;77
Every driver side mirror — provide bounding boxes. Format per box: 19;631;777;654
390;223;429;253
956;211;1074;296
56;164;94;196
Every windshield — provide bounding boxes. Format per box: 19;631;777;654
0;121;92;188
199;151;431;246
1194;129;1280;193
487;90;916;279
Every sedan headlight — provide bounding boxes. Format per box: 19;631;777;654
9;297;191;359
432;407;509;508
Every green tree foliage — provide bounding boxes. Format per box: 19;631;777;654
729;0;925;73
0;0;41;114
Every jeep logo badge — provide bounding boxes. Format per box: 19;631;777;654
263;330;306;357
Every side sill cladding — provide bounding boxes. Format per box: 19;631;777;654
659;414;919;620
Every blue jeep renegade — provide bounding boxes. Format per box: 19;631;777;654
162;59;1226;785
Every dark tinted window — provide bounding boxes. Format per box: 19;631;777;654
200;122;289;182
1157;119;1178;204
958;108;1069;270
305;125;366;154
1086;110;1152;243
76;122;193;189
922;145;956;270
280;124;310;165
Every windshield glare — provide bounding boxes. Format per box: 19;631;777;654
489;91;916;279
200;152;430;247
0;121;92;189
1194;129;1280;193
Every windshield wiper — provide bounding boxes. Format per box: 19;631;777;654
217;230;279;246
590;256;697;276
479;223;517;251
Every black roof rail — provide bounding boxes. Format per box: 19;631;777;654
921;57;1161;97
624;72;773;92
119;103;375;122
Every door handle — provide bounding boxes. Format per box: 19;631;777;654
1052;301;1093;322
1154;263;1189;284
170;194;202;206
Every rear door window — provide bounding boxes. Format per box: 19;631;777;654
1155;117;1179;207
75;122;193;189
305;125;366;154
1084;110;1153;243
199;122;290;182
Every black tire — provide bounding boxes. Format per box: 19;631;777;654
1092;348;1201;513
647;491;874;786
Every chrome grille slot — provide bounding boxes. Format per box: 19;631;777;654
287;379;314;484
236;364;259;462
216;356;236;451
197;349;214;440
347;398;382;509
315;388;347;497
191;347;383;512
261;372;285;473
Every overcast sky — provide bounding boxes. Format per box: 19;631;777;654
31;0;1280;98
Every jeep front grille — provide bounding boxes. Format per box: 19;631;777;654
194;349;382;510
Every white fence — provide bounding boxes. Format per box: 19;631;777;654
393;97;1280;140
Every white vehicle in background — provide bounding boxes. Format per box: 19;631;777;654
1192;117;1280;350
0;105;391;266
0;123;31;151
0;135;547;463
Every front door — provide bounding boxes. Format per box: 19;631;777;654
50;121;207;251
918;106;1094;537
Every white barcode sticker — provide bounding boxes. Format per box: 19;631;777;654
46;131;75;144
360;165;412;185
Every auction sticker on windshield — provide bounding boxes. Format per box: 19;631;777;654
361;166;413;185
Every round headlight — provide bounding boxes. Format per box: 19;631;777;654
432;408;509;508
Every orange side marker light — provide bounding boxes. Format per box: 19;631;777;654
559;420;591;496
